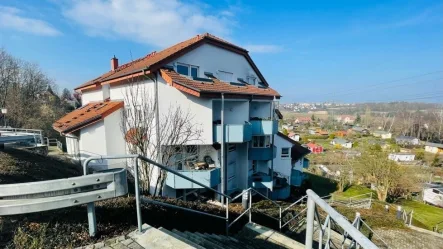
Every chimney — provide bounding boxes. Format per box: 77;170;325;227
111;55;118;71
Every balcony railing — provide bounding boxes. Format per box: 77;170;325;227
248;146;277;160
165;168;221;189
250;120;278;135
213;123;252;143
251;174;273;190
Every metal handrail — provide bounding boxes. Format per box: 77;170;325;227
305;189;379;249
359;218;391;248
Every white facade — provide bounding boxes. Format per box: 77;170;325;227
66;39;295;199
388;153;415;162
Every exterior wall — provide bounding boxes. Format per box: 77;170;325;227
388;154;415;162
425;146;441;154
82;88;104;105
213;100;249;124
79;120;107;168
293;158;304;171
104;109;126;167
250;101;272;119
236;143;249;190
157;77;213;145
171;43;261;86
110;79;155;101
65;134;79;159
272;135;293;178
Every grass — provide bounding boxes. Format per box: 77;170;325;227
334;185;376;199
304;172;337;197
396;199;443;230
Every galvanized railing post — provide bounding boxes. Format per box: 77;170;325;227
226;197;230;235
87;203;97;236
305;195;315;249
279;206;282;231
249;189;252;223
134;158;143;233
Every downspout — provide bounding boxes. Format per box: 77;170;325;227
270;97;275;197
143;69;161;195
221;93;225;203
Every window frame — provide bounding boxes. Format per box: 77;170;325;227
281;147;290;159
176;62;199;77
246;76;256;85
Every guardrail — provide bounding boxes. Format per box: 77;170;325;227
305;189;379;249
0;168;128;216
0;127;44;145
434;220;443;234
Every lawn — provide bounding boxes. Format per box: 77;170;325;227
396;199;443;230
305;172;337;197
334;185;376;199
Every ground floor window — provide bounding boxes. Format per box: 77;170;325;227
281;147;290;159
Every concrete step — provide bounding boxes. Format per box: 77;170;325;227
128;224;198;249
239;222;305;249
206;233;256;249
158;228;205;249
181;231;224;249
194;232;236;249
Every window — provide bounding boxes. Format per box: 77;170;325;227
218;70;233;82
281;148;290;159
252;136;270;148
177;63;198;77
247;76;256;85
252;160;257;173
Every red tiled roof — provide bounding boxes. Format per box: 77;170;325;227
53;99;123;134
159;68;280;98
75;33;268;90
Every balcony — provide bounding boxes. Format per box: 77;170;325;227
251;173;273;190
250;120;278;135
165;168;221;189
213;123;252;143
248;146;277;161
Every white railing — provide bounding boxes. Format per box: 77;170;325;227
305;189;379;249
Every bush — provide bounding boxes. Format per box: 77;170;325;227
328;134;336;139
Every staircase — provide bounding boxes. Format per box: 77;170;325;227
128;223;305;249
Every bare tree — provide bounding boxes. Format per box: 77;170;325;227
121;80;202;195
354;152;402;201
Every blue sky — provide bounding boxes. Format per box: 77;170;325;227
0;0;442;103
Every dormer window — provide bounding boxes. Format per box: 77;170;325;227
177;63;199;77
218;70;233;82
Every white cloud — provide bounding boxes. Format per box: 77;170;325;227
0;6;61;36
244;44;283;53
61;0;235;47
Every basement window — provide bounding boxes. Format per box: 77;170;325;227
177;63;199;77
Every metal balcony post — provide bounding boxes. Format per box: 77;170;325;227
305;195;315;249
249;189;252;223
226;197;229;235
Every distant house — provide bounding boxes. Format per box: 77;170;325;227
282;124;293;131
425;142;443;154
368;140;390;150
372;130;392;139
335;131;348;137
395;136;420;146
317;130;329;136
342;150;361;158
388;152;415;162
295;117;311;124
336;115;355;124
350;127;370;135
305;142;323;154
308;129;316;135
288;132;300;142
331;138;353;149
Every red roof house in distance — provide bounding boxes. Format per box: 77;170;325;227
305;142;323;154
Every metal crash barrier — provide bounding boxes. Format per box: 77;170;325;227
0;168;128;234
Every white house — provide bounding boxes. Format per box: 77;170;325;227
395;136;420;146
372;130;392;139
335;115;355;124
288;132;300;142
331;138;353;149
53;33;299;200
424;142;443;154
388;153;415;162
